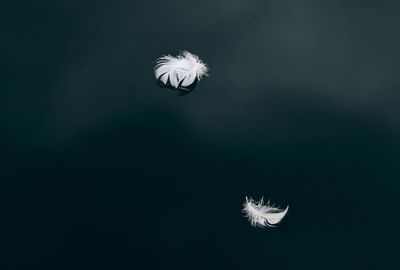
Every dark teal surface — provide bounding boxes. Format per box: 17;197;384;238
1;1;400;269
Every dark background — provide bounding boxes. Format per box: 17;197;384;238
1;0;400;269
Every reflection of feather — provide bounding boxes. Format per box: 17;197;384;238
154;51;208;89
243;197;289;227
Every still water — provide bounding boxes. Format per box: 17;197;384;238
1;1;399;269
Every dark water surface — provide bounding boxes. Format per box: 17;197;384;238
1;1;400;269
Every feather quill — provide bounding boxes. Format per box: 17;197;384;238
154;51;208;89
243;197;289;227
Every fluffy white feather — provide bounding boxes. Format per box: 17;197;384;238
154;51;208;89
243;197;289;227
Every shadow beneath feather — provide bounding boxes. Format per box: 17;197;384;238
156;80;198;96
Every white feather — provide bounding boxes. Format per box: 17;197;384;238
154;51;208;89
243;197;289;227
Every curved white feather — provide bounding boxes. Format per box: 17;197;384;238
243;197;289;227
154;51;208;89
